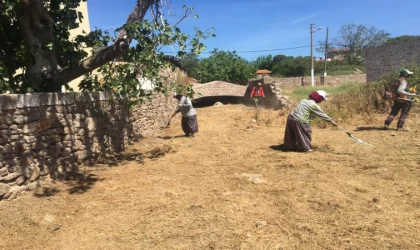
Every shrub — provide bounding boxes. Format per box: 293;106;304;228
319;64;420;125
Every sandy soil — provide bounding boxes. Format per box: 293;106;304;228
1;104;419;250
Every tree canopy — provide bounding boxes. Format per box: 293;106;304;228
330;23;390;64
180;53;200;79
197;50;256;85
0;0;214;104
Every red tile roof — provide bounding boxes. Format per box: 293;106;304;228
256;69;272;74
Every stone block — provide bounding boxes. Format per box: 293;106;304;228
86;117;97;131
1;172;22;181
0;183;10;197
72;140;83;151
0;95;17;110
29;165;40;182
14;176;25;186
57;92;76;105
0;129;11;138
47;145;61;158
16;94;41;108
23;122;38;134
63;126;72;134
61;148;72;157
31;141;47;151
8;166;17;173
0;167;8;177
75;150;91;161
20;151;34;166
37;150;48;157
3;144;13;154
3;185;28;200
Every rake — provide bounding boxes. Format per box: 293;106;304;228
337;127;366;144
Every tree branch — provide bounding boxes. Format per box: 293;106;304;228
53;0;157;85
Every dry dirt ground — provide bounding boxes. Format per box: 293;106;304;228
1;104;420;250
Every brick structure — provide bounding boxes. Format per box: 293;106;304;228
365;40;420;82
0;92;177;200
192;81;247;99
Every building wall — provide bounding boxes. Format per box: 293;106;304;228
0;92;177;200
67;1;91;92
260;74;366;90
365;40;420;82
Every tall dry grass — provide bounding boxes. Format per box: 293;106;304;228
315;65;420;126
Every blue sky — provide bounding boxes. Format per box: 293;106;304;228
87;0;420;61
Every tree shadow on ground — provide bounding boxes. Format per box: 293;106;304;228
157;135;189;140
63;173;103;195
356;126;390;131
96;152;145;167
33;187;61;197
32;173;103;197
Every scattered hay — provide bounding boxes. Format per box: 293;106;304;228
149;144;174;159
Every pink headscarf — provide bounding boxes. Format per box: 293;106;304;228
308;91;324;103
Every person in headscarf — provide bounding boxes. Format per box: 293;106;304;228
250;82;265;104
283;90;337;152
172;93;198;137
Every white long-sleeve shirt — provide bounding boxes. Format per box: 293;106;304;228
397;78;416;96
176;96;196;117
291;99;334;124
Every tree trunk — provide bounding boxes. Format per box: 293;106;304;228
20;0;156;87
19;0;59;86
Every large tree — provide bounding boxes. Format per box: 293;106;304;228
0;0;213;98
197;49;256;85
253;55;274;71
329;23;390;64
180;53;200;79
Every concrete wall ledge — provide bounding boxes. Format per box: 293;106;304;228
0;91;115;110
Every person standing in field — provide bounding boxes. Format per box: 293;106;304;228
250;82;265;105
283;90;338;152
171;93;198;137
383;69;419;131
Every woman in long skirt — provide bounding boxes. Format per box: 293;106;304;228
172;93;198;137
283;90;337;152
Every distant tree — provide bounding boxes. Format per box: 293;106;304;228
384;35;420;45
315;41;335;56
253;55;273;70
198;49;256;85
272;56;309;77
272;54;287;64
180;53;200;79
330;23;390;64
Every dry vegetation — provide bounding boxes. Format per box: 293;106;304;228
0;104;419;249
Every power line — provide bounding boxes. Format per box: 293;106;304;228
162;44;326;54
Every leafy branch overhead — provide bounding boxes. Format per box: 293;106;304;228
0;0;215;102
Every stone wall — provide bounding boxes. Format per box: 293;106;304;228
263;74;366;90
365;40;420;82
192;81;247;99
0;92;177;200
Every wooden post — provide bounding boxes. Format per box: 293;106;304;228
324;27;329;77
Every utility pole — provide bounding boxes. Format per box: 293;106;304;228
310;24;323;86
310;24;314;86
324;27;329;77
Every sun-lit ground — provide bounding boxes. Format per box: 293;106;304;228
1;104;419;249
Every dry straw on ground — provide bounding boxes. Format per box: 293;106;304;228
1;104;419;249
